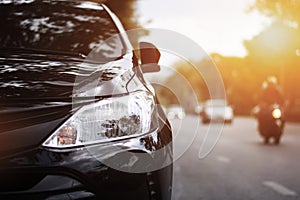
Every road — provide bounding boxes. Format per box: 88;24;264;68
170;116;300;200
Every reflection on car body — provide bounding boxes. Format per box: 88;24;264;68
0;1;172;200
200;99;234;124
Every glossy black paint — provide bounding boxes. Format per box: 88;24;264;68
0;123;172;199
0;1;124;58
0;1;173;199
0;50;139;153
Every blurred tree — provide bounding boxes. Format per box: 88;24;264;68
244;21;299;66
250;1;300;116
211;54;260;114
154;84;179;106
104;0;142;30
252;0;300;24
105;0;148;48
92;0;148;47
174;60;209;102
157;59;212;113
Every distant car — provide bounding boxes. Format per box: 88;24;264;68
194;103;204;115
200;99;234;124
167;105;186;120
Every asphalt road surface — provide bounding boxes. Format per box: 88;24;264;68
170;116;300;200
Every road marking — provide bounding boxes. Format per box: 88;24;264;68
216;156;231;164
263;181;297;196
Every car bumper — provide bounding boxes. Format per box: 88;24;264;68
0;126;173;200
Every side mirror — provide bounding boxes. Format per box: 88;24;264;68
139;42;161;73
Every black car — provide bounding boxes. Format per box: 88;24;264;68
0;1;173;199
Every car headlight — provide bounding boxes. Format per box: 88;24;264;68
272;108;282;119
43;91;157;148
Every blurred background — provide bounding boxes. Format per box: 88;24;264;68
100;0;300;119
99;0;300;199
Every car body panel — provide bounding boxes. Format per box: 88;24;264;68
0;1;173;199
0;51;143;153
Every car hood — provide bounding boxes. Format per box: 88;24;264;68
0;50;138;155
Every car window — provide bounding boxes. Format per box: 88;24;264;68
0;1;125;61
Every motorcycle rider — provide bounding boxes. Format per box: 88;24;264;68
258;76;285;144
259;76;284;106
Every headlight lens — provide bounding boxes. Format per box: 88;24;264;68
272;108;282;119
43;91;157;148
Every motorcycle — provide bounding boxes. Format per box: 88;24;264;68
254;104;285;144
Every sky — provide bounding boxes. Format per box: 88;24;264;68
137;0;271;58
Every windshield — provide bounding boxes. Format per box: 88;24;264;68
0;1;125;61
